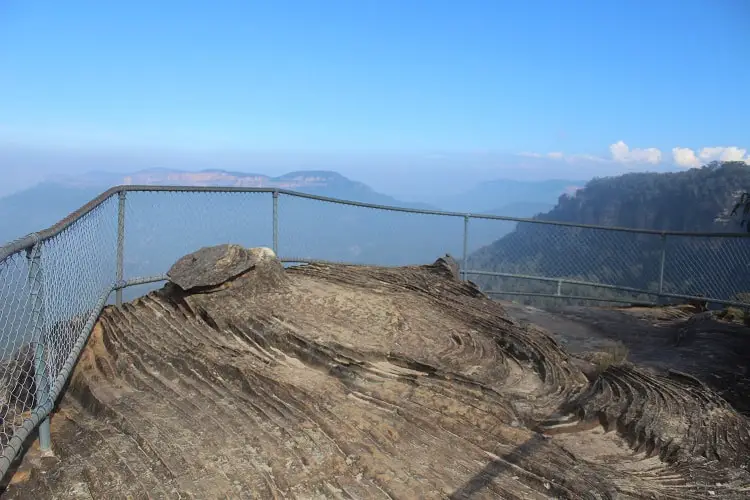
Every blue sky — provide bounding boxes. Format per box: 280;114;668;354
1;0;749;196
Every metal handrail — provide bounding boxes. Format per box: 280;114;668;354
1;183;750;482
5;184;750;262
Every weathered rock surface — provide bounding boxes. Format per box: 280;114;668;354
4;250;750;499
433;253;461;281
505;302;750;415
166;244;282;292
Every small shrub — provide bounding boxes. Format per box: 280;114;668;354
717;306;746;323
581;342;629;372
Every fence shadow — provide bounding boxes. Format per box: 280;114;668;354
0;422;51;494
449;434;547;499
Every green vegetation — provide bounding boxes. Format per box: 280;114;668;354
469;161;750;308
581;342;630;372
716;306;749;324
731;192;750;232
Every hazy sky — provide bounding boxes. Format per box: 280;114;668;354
1;0;749;197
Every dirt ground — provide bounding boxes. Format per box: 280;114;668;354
2;253;750;499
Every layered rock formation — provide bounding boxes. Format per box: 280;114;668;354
5;246;750;499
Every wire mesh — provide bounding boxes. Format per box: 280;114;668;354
122;190;273;300
0;193;118;458
41;196;119;378
0;250;45;453
466;218;665;304
662;233;750;303
276;193;465;266
464;216;519;256
3;186;750;480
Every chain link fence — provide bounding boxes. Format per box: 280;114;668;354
120;189;273;302
0;193;119;474
662;234;750;302
465;219;664;306
277;193;465;266
466;216;750;307
1;185;750;479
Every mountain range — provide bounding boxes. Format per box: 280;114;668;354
0;168;575;303
3;163;749;306
47;168;427;206
0;168;571;246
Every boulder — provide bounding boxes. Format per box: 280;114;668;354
167;245;282;292
431;254;461;281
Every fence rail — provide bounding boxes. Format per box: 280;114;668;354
1;184;749;480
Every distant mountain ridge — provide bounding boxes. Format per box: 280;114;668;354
50;168;390;198
2;168;545;249
434;178;586;213
1;167;573;306
481;201;555;218
0;169;435;245
34;168;573;216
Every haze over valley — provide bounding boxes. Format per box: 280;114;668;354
3;160;749;308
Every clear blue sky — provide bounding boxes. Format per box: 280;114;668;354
0;0;749;193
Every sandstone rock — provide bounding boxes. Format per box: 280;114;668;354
431;253;461;281
569;356;601;382
10;254;750;499
166;244;281;292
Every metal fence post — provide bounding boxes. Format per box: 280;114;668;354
462;215;470;281
115;191;126;306
26;242;52;455
272;190;279;255
657;233;667;299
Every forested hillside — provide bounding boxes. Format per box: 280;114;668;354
535;161;750;231
468;162;750;306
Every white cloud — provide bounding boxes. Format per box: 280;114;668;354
609;141;662;164
699;146;749;163
519;141;662;165
672;147;701;168
672;146;750;168
519;142;750;169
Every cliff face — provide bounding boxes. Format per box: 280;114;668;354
467;162;750;305
538;161;750;232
